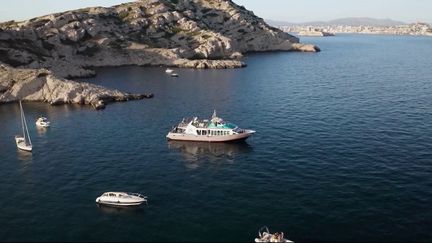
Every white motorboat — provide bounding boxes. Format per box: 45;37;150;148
170;72;179;77
96;192;147;207
15;101;32;152
255;226;293;243
35;116;50;127
165;68;174;73
167;110;255;142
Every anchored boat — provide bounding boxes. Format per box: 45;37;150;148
96;192;147;207
165;68;174;73
35;116;50;128
15;100;32;152
255;226;293;243
166;110;255;142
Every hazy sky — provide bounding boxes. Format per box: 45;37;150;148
0;0;430;23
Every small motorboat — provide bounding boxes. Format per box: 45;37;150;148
96;192;147;207
170;72;179;77
35;116;50;127
165;68;174;73
255;226;293;243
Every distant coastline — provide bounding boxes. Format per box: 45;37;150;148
267;17;432;37
279;22;432;37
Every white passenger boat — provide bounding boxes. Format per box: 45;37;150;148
165;68;174;73
170;72;179;77
166;110;255;142
255;226;293;243
15;100;32;152
96;192;147;206
35;116;50;127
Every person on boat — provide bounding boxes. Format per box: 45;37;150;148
272;232;279;242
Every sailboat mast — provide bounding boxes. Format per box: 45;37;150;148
20;100;32;146
24;112;32;146
20;101;25;139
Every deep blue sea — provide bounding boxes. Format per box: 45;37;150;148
1;34;432;242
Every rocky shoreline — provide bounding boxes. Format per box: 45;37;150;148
0;0;320;109
0;64;153;110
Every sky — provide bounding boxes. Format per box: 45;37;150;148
0;0;430;23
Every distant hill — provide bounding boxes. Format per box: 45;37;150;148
266;17;406;27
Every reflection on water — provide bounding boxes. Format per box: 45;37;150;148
168;141;253;169
17;150;32;165
36;126;48;136
96;203;146;216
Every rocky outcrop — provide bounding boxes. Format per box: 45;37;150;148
0;64;150;109
0;0;319;76
0;0;319;108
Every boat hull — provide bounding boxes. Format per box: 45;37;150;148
166;130;255;142
15;136;32;152
95;197;145;207
36;121;50;127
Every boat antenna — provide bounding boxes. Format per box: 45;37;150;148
212;109;217;119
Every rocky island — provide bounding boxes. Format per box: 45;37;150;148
0;0;319;109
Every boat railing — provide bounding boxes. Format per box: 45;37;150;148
234;128;245;134
128;192;147;199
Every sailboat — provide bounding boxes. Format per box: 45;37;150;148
15;100;32;152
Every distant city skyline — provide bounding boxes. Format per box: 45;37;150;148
233;0;431;24
0;0;430;23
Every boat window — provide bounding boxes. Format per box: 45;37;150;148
202;130;207;135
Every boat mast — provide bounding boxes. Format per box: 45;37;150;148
19;100;25;139
20;100;32;146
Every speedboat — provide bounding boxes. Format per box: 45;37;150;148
170;72;179;77
165;68;174;73
96;192;147;207
166;110;255;142
35;116;50;127
255;226;293;243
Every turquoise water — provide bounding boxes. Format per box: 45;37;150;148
1;34;432;241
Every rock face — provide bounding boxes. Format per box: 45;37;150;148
0;64;149;108
0;0;319;107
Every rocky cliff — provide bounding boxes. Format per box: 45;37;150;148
0;0;319;107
